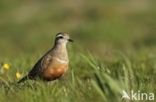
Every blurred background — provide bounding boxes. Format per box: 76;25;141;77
0;0;156;59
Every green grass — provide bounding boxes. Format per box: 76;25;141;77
0;0;156;102
0;51;155;102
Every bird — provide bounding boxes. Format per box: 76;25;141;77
18;32;73;83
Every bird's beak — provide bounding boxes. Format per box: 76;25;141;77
68;39;74;42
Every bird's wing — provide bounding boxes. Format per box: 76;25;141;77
18;52;53;83
28;58;42;78
28;54;53;78
41;55;53;71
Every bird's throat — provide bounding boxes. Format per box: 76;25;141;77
53;43;68;60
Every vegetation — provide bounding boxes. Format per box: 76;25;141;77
0;0;156;102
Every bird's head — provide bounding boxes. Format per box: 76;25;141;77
55;32;73;45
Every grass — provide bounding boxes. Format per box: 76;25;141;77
0;51;155;102
0;0;156;102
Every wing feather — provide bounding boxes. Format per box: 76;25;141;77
28;55;53;78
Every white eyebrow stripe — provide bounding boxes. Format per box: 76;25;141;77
54;58;68;64
56;34;63;37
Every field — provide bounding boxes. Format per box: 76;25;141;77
0;0;156;102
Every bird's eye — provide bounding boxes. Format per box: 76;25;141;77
59;36;63;39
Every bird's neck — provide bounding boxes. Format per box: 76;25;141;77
54;43;67;51
52;43;68;61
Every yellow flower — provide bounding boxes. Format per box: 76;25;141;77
16;72;22;79
3;64;10;70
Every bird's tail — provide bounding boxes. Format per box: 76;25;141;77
17;76;29;83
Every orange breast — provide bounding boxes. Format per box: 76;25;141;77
42;64;68;81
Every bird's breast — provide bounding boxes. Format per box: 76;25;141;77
41;63;68;81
